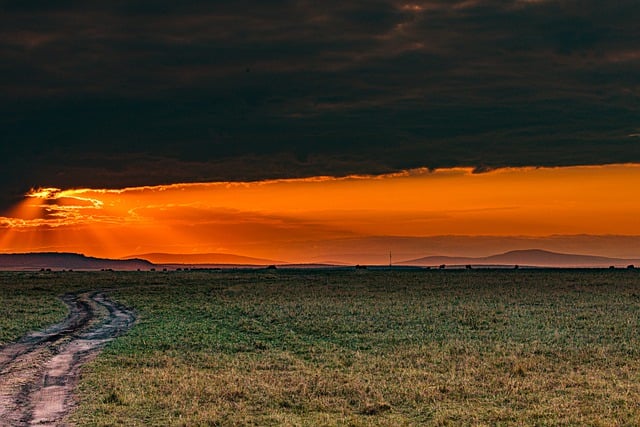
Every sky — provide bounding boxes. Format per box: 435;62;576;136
1;1;639;263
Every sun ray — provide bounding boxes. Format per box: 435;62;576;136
2;164;640;262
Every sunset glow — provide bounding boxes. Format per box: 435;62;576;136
2;164;640;263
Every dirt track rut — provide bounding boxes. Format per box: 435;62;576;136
0;292;136;426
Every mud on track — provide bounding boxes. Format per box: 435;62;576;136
0;292;136;426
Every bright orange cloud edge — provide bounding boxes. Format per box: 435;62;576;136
1;164;640;263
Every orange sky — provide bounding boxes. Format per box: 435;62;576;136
1;164;640;263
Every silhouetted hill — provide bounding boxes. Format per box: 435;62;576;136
124;252;282;265
0;253;154;271
401;249;640;268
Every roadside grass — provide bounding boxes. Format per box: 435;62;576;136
0;272;71;345
76;270;640;425
3;270;640;425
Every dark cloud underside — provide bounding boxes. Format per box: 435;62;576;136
1;0;639;208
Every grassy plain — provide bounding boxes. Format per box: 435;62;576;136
0;272;70;346
2;269;640;425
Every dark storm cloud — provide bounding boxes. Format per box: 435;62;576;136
1;0;639;210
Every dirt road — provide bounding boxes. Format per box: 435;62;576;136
0;292;136;426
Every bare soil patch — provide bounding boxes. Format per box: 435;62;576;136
0;292;135;426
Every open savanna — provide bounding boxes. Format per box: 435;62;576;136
2;269;640;425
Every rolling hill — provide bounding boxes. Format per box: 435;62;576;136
0;253;153;271
123;252;282;266
401;249;640;268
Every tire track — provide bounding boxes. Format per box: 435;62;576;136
0;292;136;426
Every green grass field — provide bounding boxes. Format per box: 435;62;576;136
2;269;640;425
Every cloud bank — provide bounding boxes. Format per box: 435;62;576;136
1;1;639;209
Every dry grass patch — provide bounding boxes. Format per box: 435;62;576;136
3;270;640;425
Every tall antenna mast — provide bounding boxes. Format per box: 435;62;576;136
389;251;392;267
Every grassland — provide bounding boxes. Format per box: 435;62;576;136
0;272;70;346
2;269;640;425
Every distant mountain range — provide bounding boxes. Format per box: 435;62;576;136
0;253;153;271
0;249;638;271
123;252;281;266
400;249;640;268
